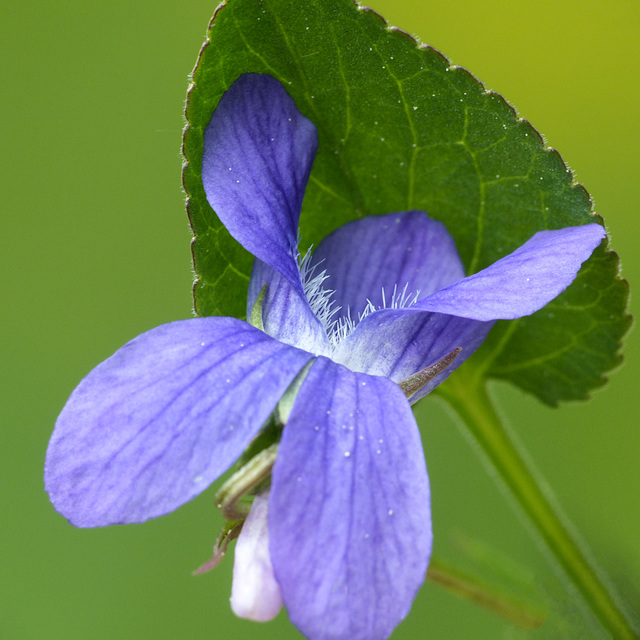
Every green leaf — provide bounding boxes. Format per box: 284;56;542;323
182;0;630;404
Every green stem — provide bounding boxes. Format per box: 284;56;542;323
436;370;638;639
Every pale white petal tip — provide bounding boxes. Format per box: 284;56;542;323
230;491;283;622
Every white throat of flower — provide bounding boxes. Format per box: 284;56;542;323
298;245;420;349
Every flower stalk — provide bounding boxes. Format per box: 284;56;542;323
426;557;546;630
436;367;638;639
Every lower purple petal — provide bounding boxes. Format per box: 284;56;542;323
270;357;431;640
45;317;312;527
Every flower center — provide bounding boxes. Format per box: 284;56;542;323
298;246;420;349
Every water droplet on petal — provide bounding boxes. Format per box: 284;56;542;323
344;451;351;458
388;509;394;516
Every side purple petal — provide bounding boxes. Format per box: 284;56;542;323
309;211;465;322
333;309;493;401
45;318;312;527
202;73;318;294
415;224;606;320
270;357;431;640
248;258;330;356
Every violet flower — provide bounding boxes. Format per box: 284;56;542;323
45;73;605;640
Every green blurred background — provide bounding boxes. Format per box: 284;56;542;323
2;0;638;638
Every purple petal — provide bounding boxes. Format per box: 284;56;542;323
270;357;431;640
309;211;464;322
415;224;606;320
333;309;493;401
231;490;283;622
248;258;330;355
45;318;312;527
202;73;318;295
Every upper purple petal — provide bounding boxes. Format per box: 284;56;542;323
309;211;465;323
415;224;606;320
202;73;318;295
45;317;312;527
248;258;330;355
270;357;431;640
